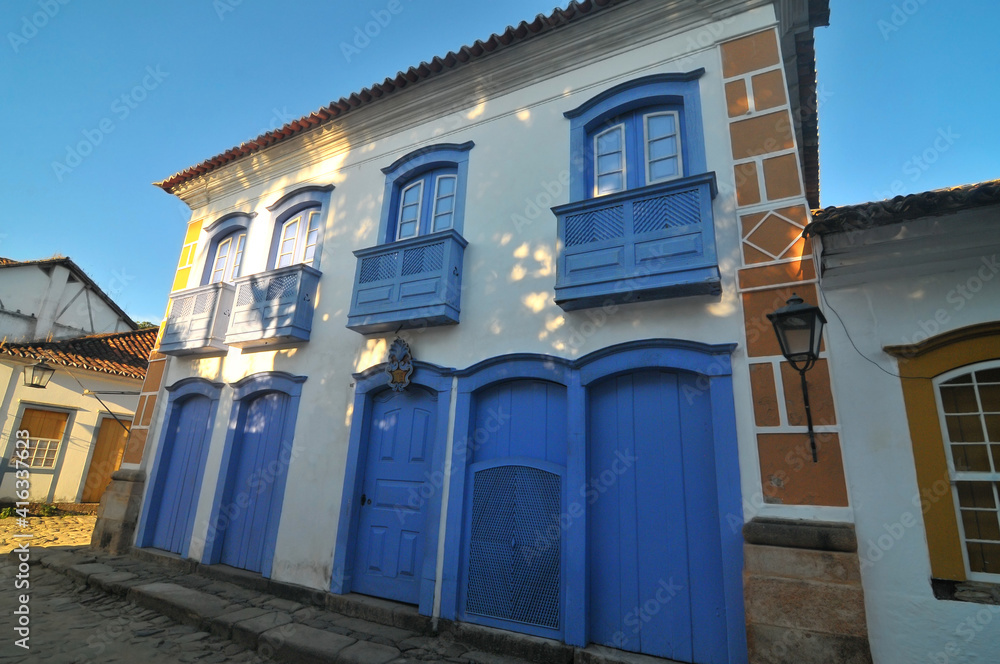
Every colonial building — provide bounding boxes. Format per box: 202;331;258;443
0;256;137;343
90;1;1000;663
0;327;156;503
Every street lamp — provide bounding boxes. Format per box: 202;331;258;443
23;361;55;389
767;294;827;462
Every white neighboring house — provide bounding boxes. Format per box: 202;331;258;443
0;324;157;505
0;256;137;343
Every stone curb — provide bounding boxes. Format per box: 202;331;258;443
14;546;686;664
442;621;574;663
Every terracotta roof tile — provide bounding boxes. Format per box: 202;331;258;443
0;327;158;380
156;0;827;202
805;179;1000;237
154;0;630;193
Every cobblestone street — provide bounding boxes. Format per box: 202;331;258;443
0;515;97;553
0;562;261;663
0;547;615;664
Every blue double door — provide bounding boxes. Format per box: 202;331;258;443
352;388;436;604
452;370;730;663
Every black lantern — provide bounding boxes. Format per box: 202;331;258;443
23;361;55;389
767;295;827;462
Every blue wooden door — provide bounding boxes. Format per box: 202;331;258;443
460;380;567;638
219;392;289;574
149;395;211;554
352;388;435;604
588;370;727;663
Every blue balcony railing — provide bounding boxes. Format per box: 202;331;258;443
224;263;321;349
347;229;468;335
551;172;720;311
159;282;234;356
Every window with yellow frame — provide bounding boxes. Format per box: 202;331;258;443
935;362;1000;579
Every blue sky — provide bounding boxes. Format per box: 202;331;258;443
1;1;996;322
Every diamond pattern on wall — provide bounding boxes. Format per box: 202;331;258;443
744;211;805;260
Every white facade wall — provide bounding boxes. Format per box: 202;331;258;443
140;4;781;592
824;251;1000;662
0;263;132;342
0;360;139;503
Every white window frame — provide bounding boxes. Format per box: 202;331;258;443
302;211;321;265
11;408;70;470
276;217;300;268
934;360;1000;582
210;237;232;284
209;232;247;284
431;174;457;233
230;232;246;280
396;180;424;241
643;110;683;185
593;123;626;197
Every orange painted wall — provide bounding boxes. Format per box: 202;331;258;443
721;29;848;507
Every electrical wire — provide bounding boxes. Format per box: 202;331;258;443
819;288;925;380
66;370;133;433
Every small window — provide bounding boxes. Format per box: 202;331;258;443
937;363;1000;578
275;210;322;268
392;170;458;240
12;408;68;469
209;232;246;284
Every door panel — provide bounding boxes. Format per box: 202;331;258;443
219;392;289;574
464;464;562;630
588;370;727;663
459;379;568;637
352;388;436;604
82;417;128;503
149;396;212;554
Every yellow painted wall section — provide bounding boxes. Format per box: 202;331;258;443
886;322;1000;580
171;219;202;292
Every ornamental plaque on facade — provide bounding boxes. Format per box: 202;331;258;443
385;338;413;391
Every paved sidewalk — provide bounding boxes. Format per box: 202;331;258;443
0;546;595;664
1;546;673;664
0;561;258;663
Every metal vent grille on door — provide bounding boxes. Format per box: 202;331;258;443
465;465;561;629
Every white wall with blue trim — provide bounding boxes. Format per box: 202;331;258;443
134;4;792;663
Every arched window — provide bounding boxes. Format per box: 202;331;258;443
264;184;334;271
564;71;707;203
275;208;322;268
377;142;473;244
208;230;246;283
935;361;1000;578
395;169;458;240
553;71;718;310
591;108;682;196
200;212;254;286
